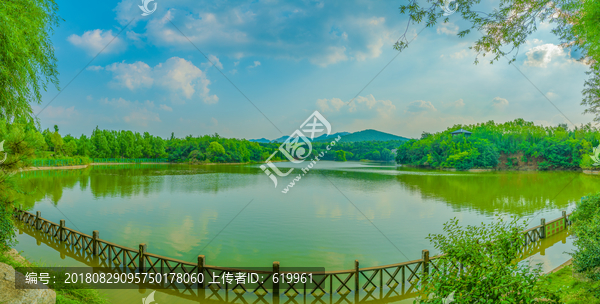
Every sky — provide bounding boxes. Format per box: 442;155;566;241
35;0;593;140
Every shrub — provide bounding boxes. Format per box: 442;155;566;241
571;193;600;280
418;217;557;303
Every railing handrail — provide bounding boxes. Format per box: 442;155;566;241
15;209;572;274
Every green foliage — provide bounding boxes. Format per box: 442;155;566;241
571;194;600;280
543;264;600;303
335;150;347;161
167;134;270;163
396;0;600;122
396;119;598;170
0;0;60;120
418;217;556;303
0;118;45;249
0;249;108;304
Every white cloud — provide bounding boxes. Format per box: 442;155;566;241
202;55;224;70
35;105;78;119
159;104;173;112
99;57;218;104
114;0;144;26
524;44;564;68
354;95;395;113
67;29;126;55
450;49;470;60
123;108;161;127
100;97;132;108
317;95;395;119
317;98;345;112
105;61;154;90
310;46;348;67
86;65;104;71
437;22;459;35
406;100;437;113
141;6;396;67
155;57;218;104
449;99;465;108
248;61;261;68
100;97;161;127
546;92;559;99
492;97;509;109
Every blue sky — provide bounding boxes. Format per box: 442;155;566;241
36;0;592;140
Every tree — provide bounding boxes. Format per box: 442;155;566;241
50;129;63;154
396;0;600;122
335;150;347;161
570;193;600;280
419;217;557;303
381;148;393;161
206;141;226;161
0;0;60;120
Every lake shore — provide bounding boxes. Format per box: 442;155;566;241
19;160;288;171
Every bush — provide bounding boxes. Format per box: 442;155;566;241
418;217;557;303
571;193;600;280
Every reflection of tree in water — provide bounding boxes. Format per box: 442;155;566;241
18;164;264;205
317;168;598;216
18;168;92;208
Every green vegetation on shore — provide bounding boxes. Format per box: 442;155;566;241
32;124;406;165
544;264;600;303
0;248;108;304
396;119;600;171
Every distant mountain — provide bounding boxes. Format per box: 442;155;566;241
249;129;408;143
271;135;290;143
338;129;409;142
312;132;351;142
248;138;271;143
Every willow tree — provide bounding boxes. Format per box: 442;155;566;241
396;0;600;121
0;0;60;249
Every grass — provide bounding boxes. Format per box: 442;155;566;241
543;263;600;303
0;248;108;304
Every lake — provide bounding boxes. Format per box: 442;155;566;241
14;161;592;303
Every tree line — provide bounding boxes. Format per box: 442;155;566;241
396;118;600;170
36;126;402;164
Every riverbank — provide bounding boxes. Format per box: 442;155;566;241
399;164;589;173
0;248;107;304
20;160;292;171
544;259;600;303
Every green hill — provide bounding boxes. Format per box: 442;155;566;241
339;129;409;142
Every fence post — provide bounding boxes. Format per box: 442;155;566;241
562;211;567;228
540;218;546;239
36;211;41;230
59;220;65;242
198;255;205;288
422;250;430;277
139;243;147;273
354;260;359;291
273;261;280;296
92;230;99;256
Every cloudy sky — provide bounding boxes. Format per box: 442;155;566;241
36;0;591;140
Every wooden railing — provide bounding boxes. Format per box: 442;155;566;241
92;158;168;163
31;159;87;167
13;207;573;301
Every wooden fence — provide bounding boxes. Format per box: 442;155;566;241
13;207;572;301
32;159;87;167
92;158;169;163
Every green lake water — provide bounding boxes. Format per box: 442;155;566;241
13;161;595;303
